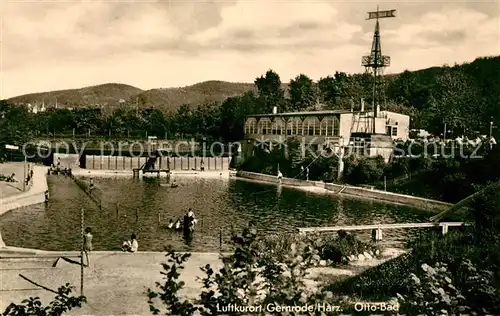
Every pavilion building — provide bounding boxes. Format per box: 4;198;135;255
242;104;409;163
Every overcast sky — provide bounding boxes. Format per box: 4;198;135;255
1;0;499;98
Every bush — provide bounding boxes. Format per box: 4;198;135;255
397;261;495;315
255;231;380;267
146;227;350;315
317;231;380;264
1;284;86;316
327;253;414;300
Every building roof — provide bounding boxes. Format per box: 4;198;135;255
247;109;409;118
248;110;351;117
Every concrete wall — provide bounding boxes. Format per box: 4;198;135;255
53;153;80;168
339;113;354;141
324;182;451;212
237;171;452;212
84;155;231;171
382;111;410;141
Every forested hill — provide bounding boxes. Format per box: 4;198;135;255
7;81;258;113
6;56;500;136
383;56;500;135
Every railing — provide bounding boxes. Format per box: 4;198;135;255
298;222;467;241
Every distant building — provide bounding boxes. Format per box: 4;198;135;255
243;107;410;162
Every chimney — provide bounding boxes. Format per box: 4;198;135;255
272;106;277;114
360;98;365;112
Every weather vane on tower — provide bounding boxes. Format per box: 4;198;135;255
362;6;396;133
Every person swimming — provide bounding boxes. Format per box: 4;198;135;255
174;219;182;230
187;208;198;225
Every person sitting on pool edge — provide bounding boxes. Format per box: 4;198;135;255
122;233;138;253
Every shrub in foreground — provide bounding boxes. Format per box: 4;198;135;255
146;227;351;315
397;261;495;315
1;284;86;316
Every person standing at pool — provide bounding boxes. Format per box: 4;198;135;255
83;228;93;266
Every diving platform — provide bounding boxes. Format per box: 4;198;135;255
132;168;170;178
132;151;170;178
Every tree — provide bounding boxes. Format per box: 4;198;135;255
422;69;483;136
288;74;317;111
254;70;285;113
317;76;339;107
0;101;34;148
72;108;103;135
219;92;260;142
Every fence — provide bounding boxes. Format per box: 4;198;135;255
84;155;231;171
298;222;467;241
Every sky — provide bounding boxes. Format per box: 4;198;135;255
1;0;499;98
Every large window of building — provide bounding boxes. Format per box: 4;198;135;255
272;118;284;135
289;117;303;136
245;118;257;134
304;117;321;136
320;116;340;136
286;118;293;135
333;117;340;136
258;118;271;134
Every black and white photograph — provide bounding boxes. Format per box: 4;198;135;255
0;0;499;315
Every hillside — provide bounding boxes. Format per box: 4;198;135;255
8;81;259;113
133;81;257;112
8;83;144;109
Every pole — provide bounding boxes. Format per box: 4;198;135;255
372;67;377;134
219;229;222;252
490;121;493;139
443;123;447;142
384;176;387;191
23;156;27;192
80;208;84;296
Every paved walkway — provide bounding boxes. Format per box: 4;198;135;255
0;164;48;216
0;251;222;315
0;163;27;199
0;247;406;315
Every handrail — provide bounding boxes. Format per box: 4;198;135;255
298;221;467;233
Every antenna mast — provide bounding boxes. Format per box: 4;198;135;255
362;6;396;134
